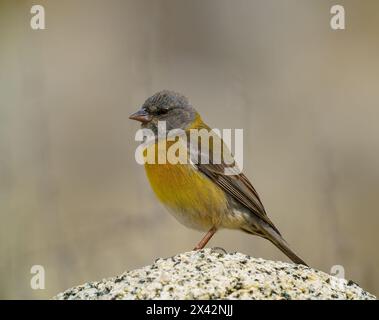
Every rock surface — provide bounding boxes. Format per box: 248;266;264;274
54;249;375;300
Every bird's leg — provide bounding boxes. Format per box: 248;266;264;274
193;227;217;250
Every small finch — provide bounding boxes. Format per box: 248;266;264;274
130;90;307;266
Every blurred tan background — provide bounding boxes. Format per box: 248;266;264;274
1;0;378;299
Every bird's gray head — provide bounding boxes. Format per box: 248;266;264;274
129;90;197;133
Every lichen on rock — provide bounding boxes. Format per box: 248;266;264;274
54;249;375;300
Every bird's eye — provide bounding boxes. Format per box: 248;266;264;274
156;108;169;115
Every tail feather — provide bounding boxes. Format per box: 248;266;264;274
243;224;308;266
263;226;308;266
268;236;308;266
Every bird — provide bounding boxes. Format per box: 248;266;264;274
129;90;307;266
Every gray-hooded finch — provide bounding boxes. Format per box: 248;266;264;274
130;90;307;265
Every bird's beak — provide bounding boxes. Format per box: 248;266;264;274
129;109;152;123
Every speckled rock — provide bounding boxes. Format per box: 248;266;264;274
54;249;375;300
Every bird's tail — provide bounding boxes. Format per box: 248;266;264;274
262;225;308;266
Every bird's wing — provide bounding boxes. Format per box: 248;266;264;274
187;128;281;235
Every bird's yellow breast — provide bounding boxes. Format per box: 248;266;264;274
143;140;228;230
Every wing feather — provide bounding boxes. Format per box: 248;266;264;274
186;129;281;235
